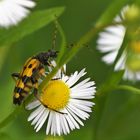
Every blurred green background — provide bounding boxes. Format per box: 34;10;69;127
0;0;140;140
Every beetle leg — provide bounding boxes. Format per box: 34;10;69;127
38;65;46;78
47;61;54;67
11;73;20;78
32;80;45;105
11;73;20;82
51;66;66;80
51;78;60;80
12;73;20;77
52;19;58;50
26;82;33;88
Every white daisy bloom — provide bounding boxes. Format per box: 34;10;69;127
97;6;140;81
26;62;96;136
0;0;35;28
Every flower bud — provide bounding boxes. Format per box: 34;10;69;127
126;41;140;71
125;5;140;21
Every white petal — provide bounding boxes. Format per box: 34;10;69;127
70;100;92;112
105;25;125;37
97;44;119;53
114;15;122;22
102;51;118;64
66;107;84;126
67;103;90;120
51;112;56;135
59;116;67;135
124;70;134;80
123;69;140;81
65;110;80;129
46;111;54;135
26;100;40;110
28;105;43;121
14;0;36;8
97;33;123;45
31;107;45;125
60;115;70;134
35;110;49;132
55;113;61;136
62;75;69;82
114;51;126;71
71;78;91;89
70;99;95;107
66;71;78;87
71;86;95;93
136;72;140;80
66;69;86;87
71;86;96;98
72;81;95;91
71;91;95;98
0;0;35;28
65;113;75;130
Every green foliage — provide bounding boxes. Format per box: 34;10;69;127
0;7;65;46
0;0;140;140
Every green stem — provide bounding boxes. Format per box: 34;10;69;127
0;107;21;130
116;85;140;94
56;21;67;64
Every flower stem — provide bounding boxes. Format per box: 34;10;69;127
116;85;140;94
56;20;67;64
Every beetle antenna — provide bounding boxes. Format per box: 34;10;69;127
52;17;58;50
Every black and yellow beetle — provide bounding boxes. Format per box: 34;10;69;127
12;50;58;105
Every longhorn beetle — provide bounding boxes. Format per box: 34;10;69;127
12;50;58;106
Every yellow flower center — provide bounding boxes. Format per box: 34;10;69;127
41;80;70;110
131;41;140;53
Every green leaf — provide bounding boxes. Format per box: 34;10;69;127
0;7;65;47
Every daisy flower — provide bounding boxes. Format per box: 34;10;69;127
0;0;35;28
26;62;96;136
97;5;140;81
